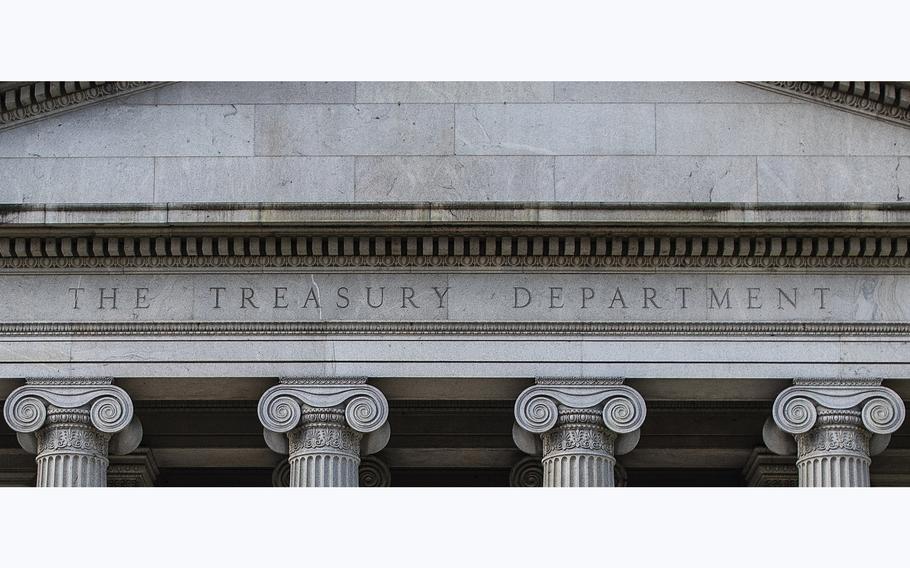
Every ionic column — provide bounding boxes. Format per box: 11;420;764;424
2;379;143;487
763;379;906;487
258;378;390;487
512;379;646;488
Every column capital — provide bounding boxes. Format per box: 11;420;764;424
257;377;391;456
771;378;905;437
3;378;141;456
513;378;646;456
765;379;906;487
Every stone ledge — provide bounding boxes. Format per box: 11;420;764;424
4;202;910;228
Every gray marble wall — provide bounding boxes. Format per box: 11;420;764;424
2;82;908;205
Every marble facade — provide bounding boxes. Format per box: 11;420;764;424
0;81;909;486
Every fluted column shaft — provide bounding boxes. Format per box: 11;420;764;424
795;409;870;487
287;407;362;487
541;407;616;487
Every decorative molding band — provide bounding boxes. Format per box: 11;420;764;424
2;232;910;271
753;81;910;128
2;321;910;337
0;81;166;131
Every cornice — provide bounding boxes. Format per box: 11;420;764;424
1;230;909;271
6;203;910;230
751;81;910;128
0;81;168;132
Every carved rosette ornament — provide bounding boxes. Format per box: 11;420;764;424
2;379;143;487
512;379;646;487
764;379;906;487
258;378;390;487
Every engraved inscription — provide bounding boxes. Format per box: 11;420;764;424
0;273;905;324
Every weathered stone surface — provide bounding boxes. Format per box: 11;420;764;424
455;104;654;155
0;158;154;203
130;82;355;104
155;157;354;202
356;82;554;103
555;156;755;202
657;103;910;156
254;104;453;156
757;157;910;202
555;82;796;103
355;156;553;201
0;103;254;157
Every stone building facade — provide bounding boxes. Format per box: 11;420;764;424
0;81;908;487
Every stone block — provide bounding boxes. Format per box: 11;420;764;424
757;157;910;202
155;157;354;202
657;103;910;156
0;103;254;157
134;82;355;104
0;158;154;203
356;82;553;103
455;104;654;155
555;82;796;103
355;156;553;201
254;104;454;156
555;156;755;202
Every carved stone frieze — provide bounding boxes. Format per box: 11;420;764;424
2;378;143;487
764;379;906;487
513;379;646;487
258;378;390;487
